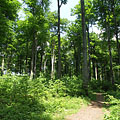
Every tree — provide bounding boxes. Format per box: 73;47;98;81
57;0;67;78
0;0;20;75
81;0;89;89
23;0;50;79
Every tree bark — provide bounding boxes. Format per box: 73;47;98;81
51;40;55;79
34;38;37;78
1;55;5;76
30;41;34;80
81;0;89;87
44;58;47;73
57;0;61;79
92;59;96;79
107;23;114;85
86;23;91;80
30;31;37;79
25;39;28;74
112;0;120;65
40;52;43;72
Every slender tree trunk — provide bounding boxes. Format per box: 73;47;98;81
95;63;98;80
19;55;22;74
101;66;104;81
107;23;114;85
104;2;114;84
51;40;55;79
44;58;47;73
30;42;34;80
113;0;120;65
81;0;89;88
73;42;78;75
1;55;5;76
30;8;38;79
57;0;61;78
78;52;81;75
116;29;120;64
114;10;120;80
40;52;43;72
64;57;67;75
78;42;81;75
34;38;37;78
96;63;100;80
87;23;91;80
30;38;37;79
25;39;28;74
92;59;96;79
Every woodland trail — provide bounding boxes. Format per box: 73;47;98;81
66;93;105;120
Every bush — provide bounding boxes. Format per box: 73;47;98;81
104;90;120;120
61;75;83;96
0;75;51;120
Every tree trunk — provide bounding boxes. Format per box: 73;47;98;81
51;40;55;79
34;38;37;78
86;23;91;80
112;0;120;65
115;26;120;65
30;7;38;79
107;23;114;85
1;55;5;76
30;41;34;80
39;49;44;72
92;59;96;79
81;0;89;87
104;2;114;84
19;55;22;74
114;8;120;80
44;58;47;73
95;63;98;80
25;39;28;74
57;0;61;78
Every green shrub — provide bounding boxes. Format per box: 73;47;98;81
104;91;120;120
61;75;83;96
48;79;67;97
0;75;51;120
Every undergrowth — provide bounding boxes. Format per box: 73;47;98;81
0;75;90;120
104;84;120;120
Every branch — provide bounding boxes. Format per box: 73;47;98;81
59;1;63;8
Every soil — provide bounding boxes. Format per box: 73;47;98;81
66;93;105;120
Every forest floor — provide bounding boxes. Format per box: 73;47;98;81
66;93;108;120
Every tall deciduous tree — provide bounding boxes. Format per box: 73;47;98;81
57;0;67;78
23;0;50;79
81;0;89;88
0;0;20;75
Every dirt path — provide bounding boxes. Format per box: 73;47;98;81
66;93;105;120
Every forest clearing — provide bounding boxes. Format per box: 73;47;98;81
0;0;120;120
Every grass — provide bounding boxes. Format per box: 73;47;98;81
45;96;89;120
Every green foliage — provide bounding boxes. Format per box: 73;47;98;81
61;76;84;96
0;75;89;120
89;78;102;90
0;75;51;120
61;0;67;5
104;88;120;120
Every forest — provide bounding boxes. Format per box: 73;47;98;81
0;0;120;120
